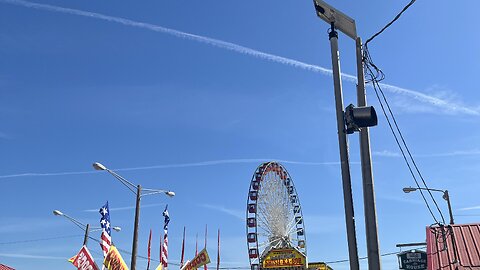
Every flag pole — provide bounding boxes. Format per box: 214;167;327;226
216;229;220;270
195;233;198;256
180;227;186;270
204;225;208;270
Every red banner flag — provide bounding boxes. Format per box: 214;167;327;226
73;245;99;270
148;229;152;270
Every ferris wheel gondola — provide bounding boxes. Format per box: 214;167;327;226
246;162;307;270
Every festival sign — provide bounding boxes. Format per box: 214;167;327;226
307;262;330;270
398;250;427;270
72;245;99;270
183;249;211;270
103;245;128;270
262;248;306;268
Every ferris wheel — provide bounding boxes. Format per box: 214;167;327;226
246;161;307;270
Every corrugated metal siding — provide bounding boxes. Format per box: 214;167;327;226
427;223;480;269
0;264;15;270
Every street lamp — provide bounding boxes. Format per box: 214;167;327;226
403;187;455;225
93;162;174;270
53;210;121;246
312;1;381;270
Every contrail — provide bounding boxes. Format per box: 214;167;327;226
0;253;66;260
2;0;479;115
373;149;480;158
0;158;341;179
83;203;165;212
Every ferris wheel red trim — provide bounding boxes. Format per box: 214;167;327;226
245;161;307;270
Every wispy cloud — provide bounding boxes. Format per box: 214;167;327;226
200;204;244;220
0;218;62;234
458;205;480;211
1;0;478;116
0;253;66;260
0;159;340;179
373;150;401;157
0;131;9;139
83;203;165;212
373;149;480;158
0;171;96;179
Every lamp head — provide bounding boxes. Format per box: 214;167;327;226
93;162;107;171
403;187;417;193
53;210;64;216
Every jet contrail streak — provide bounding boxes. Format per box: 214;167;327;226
2;0;479;115
0;159;341;179
83;203;165;212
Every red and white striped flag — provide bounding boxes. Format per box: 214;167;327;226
161;205;170;268
99;202;112;257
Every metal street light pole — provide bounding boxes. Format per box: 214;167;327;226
356;36;382;270
93;162;174;270
132;184;141;270
53;210;121;246
403;187;454;224
328;22;360;270
313;2;381;269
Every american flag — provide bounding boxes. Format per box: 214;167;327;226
161;205;170;268
99;201;112;257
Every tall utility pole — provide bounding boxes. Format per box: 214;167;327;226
93;162;175;270
131;184;142;270
356;37;382;270
328;22;360;270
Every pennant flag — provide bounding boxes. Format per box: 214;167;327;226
148;229;152;270
216;229;220;270
195;234;198;256
161;205;170;269
73;245;99;270
68;255;77;264
103;245;128;270
99;201;112;257
204;225;208;270
180;227;186;270
155;264;163;270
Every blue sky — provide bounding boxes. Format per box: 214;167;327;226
1;0;480;269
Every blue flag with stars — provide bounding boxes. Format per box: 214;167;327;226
99;201;112;256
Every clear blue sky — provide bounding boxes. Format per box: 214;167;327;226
1;0;480;269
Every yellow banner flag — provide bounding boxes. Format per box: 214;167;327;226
184;248;210;270
103;245;128;270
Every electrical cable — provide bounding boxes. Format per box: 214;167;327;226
361;0;448;225
365;61;445;224
0;234;83;245
326;247;426;264
364;0;417;46
370;71;447;224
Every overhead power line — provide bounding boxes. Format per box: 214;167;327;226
362;0;447;225
365;0;417;46
0;234;83;245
